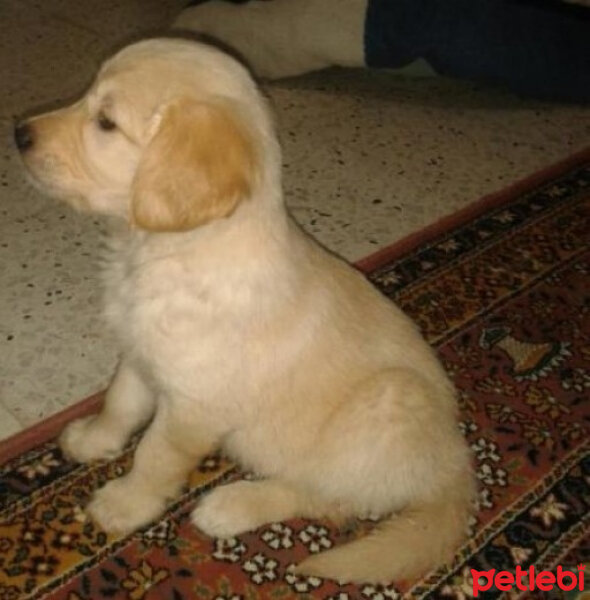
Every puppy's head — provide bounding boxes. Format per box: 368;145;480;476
15;38;266;231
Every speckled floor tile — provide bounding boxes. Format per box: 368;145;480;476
1;3;100;119
0;403;22;439
0;0;185;120
1;2;589;438
270;69;589;259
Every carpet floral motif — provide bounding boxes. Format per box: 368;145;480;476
1;160;589;599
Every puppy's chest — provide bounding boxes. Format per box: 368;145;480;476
103;254;227;363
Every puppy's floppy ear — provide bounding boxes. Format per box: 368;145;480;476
131;97;256;232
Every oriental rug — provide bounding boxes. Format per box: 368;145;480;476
1;150;589;599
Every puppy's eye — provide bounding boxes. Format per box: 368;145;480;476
97;112;117;132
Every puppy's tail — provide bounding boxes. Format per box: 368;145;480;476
292;474;475;585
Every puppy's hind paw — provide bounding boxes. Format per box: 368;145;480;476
191;481;268;538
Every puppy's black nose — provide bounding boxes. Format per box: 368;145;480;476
14;122;34;152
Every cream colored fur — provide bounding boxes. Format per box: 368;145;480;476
174;0;366;79
17;38;475;584
174;0;588;81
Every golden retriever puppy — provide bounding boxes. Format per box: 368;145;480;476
15;38;475;584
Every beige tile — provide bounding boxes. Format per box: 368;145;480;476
0;403;23;439
0;4;101;119
40;0;185;38
0;0;184;120
270;69;589;261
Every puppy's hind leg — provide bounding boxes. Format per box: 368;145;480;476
294;368;474;583
192;479;326;539
59;359;156;463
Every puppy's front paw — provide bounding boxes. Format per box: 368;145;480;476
192;481;266;538
59;416;124;463
86;477;166;535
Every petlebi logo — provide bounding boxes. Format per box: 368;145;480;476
471;564;586;597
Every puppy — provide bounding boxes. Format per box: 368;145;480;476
15;38;474;584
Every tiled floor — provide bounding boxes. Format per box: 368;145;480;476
1;0;588;440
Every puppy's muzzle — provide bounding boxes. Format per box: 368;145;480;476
14;122;34;153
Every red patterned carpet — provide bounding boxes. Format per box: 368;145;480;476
1;151;589;599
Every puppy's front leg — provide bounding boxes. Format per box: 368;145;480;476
59;360;156;463
87;403;219;535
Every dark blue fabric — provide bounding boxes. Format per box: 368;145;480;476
365;0;590;102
